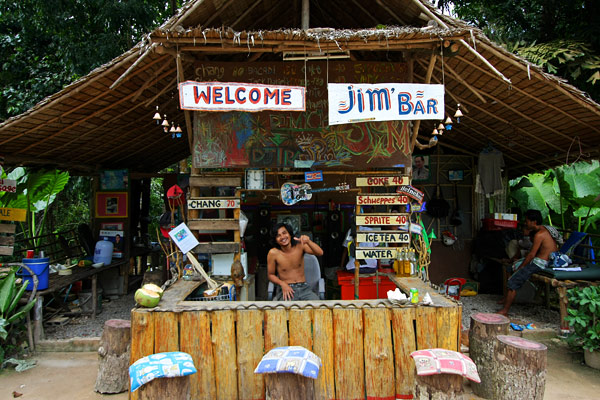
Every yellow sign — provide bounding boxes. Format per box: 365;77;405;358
0;208;27;222
356;176;409;187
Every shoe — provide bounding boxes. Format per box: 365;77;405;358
510;323;524;331
525;323;536;330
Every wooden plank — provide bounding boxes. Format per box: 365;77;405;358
416;306;437;350
0;208;26;222
0;223;16;233
236;309;265;400
356;231;410;243
212;310;238;399
189;176;242;187
357;194;410;206
0;246;14;256
0;236;15;245
154;312;179;353
180;311;216;400
356;176;409;186
192;242;240;254
264;308;288;352
289;308;313;349
389;276;457;307
364;308;395;399
391;307;416;399
313;309;335;400
356;214;409;226
188;197;240;209
130;309;155;400
189;219;240;231
436;307;460;351
333;308;364;399
356;247;400;259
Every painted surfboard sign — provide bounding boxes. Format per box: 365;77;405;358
356;176;409;187
188;198;240;209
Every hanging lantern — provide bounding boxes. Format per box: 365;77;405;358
432;127;439;136
437;122;445;131
161;115;169;127
169;123;177;133
454;104;463;123
429;135;438;146
445;116;452;124
175;125;183;138
152;106;161;124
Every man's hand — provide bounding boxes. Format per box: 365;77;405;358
295;235;310;245
280;282;295;301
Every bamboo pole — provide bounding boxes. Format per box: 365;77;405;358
110;43;157;90
175;53;195;151
231;0;263;29
409;52;437;152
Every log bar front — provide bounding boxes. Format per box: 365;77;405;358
130;278;461;400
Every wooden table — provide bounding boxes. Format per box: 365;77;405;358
32;260;128;346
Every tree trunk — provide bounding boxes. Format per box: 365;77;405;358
265;373;315;400
414;373;463;400
138;376;191;399
468;312;509;398
490;335;547;400
94;319;131;394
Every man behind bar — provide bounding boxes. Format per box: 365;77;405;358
267;223;324;301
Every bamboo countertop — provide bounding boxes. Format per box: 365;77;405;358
387;275;459;307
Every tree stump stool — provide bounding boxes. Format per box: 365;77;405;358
138;376;191;399
414;373;463;400
264;373;315;400
491;335;547;400
95;319;131;394
468;312;509;398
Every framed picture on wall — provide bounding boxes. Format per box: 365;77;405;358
100;169;129;191
277;214;302;236
412;155;430;181
96;192;128;218
100;222;124;231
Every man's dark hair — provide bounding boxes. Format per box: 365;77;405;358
525;209;543;225
271;223;297;249
415;155;425;162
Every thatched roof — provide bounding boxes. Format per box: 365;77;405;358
1;0;599;174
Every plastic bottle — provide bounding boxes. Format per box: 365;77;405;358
93;237;114;265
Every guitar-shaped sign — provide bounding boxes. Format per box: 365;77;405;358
281;182;350;206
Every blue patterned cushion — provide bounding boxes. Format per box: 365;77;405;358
129;352;197;392
254;346;321;379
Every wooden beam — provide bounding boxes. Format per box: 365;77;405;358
301;0;310;29
376;0;407;25
453;54;600;134
189;176;242;187
204;0;237;26
440;62;487;104
231;0;264;29
110;43;157;90
189;219;240;231
176;53;195;152
350;0;379;25
415;59;470;113
247;2;281;30
131;59;173;103
144;76;178;107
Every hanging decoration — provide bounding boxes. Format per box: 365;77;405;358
454;104;464;123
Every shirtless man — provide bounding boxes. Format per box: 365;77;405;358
267;223;324;301
497;209;558;316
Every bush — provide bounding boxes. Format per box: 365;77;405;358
565;286;600;352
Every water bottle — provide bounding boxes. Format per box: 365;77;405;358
93;237;114;265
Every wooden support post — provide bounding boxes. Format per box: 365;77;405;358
138;376;191;400
557;285;570;333
490;335;547;400
415;373;463;400
469;312;509;399
95;319;131;394
265;373;315;399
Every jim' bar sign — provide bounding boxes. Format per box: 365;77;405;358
328;83;444;125
179;81;305;112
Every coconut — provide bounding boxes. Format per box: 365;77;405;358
142;283;164;298
135;288;161;308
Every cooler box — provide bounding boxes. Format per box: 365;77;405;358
337;270;396;300
482;218;518;231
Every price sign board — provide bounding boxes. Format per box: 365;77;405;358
355;247;400;260
0;208;26;222
356;195;409;206
356;214;409;226
356;176;409;187
356;231;410;244
188;198;240;209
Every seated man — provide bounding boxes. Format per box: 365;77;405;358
497;209;559;316
267;223;324;301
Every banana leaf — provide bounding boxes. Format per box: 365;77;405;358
0;271;16;315
6;282;28;315
7;299;36;324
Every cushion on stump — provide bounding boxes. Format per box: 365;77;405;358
129;352;197;392
410;348;480;383
254;346;321;379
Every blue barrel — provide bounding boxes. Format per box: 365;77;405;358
20;257;50;291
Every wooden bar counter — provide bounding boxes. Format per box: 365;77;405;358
130;277;461;400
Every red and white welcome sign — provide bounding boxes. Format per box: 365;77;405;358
179;81;305;112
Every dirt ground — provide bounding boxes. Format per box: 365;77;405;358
1;338;599;399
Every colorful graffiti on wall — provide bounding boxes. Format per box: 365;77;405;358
191;61;412;169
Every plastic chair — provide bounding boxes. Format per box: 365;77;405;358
444;278;466;300
268;254;325;300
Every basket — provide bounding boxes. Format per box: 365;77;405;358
187;286;236;301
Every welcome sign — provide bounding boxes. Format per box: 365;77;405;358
179;81;305;112
328;83;444;125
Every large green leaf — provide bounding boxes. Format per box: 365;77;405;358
0;270;16;315
511;185;549;220
528;173;562;213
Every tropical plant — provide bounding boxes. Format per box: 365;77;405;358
564;286;600;352
509;160;600;232
0;167;70;247
0;266;37;365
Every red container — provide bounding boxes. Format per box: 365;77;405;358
482;218;518;231
337;270;397;300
